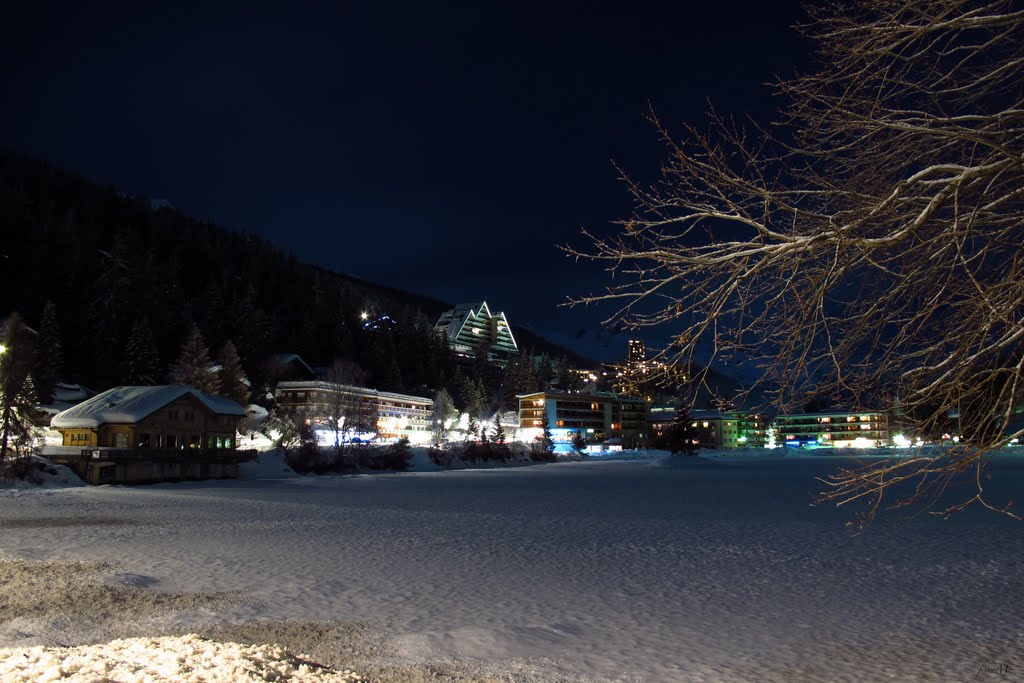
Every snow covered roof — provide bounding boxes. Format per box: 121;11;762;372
690;409;727;420
50;386;245;429
268;353;315;377
54;383;92;403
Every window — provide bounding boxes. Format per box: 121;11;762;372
115;432;129;448
208;436;216;448
191;435;201;448
139;433;151;448
166;434;177;449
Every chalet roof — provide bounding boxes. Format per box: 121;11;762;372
269;353;315;373
50;386;245;429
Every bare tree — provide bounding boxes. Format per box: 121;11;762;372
315;360;378;451
565;1;1024;529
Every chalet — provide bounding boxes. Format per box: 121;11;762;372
51;385;245;450
48;386;250;484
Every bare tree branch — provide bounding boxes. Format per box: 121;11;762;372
565;0;1024;530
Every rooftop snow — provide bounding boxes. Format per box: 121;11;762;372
50;386;245;429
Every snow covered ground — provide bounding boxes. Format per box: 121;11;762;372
1;453;1022;681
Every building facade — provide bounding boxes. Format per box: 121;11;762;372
434;301;518;363
773;410;890;447
276;380;434;444
689;409;767;449
517;391;649;448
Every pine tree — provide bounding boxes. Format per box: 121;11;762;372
234;285;270;374
502;353;539;408
33;300;63;404
431;388;457;443
218;339;250;405
120;318;161;385
536;355;555;389
0;313;39;472
540;411;554;452
664;406;699;456
88;235;132;387
531;410;554;458
168;325;219;393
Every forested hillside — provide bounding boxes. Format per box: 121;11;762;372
0;150;589;403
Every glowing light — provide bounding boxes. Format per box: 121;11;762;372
360;312;369;320
893;433;912;448
852;437;873;448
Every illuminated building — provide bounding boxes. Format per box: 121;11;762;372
689;409;766;448
773;410;890;448
612;339;683;399
627;339;646;363
276;381;433;444
517;391;648;448
434;301;518;364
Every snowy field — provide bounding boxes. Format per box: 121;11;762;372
1;452;1023;682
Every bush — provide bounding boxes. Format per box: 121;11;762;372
370;438;413;471
427;446;457;468
529;441;557;462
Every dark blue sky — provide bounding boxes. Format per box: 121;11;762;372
1;0;807;359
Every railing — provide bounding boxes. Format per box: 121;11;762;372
75;448;258;464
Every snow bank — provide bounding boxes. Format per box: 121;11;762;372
585;448;672;462
0;456;84;491
237;449;298;480
0;634;361;682
406;447;441;472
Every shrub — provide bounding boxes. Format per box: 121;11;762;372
427;446;457;468
371;439;413;471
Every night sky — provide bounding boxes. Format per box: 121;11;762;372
2;1;807;359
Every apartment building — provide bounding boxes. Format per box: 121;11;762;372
276;380;434;444
774;410;890;447
517;391;649;448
